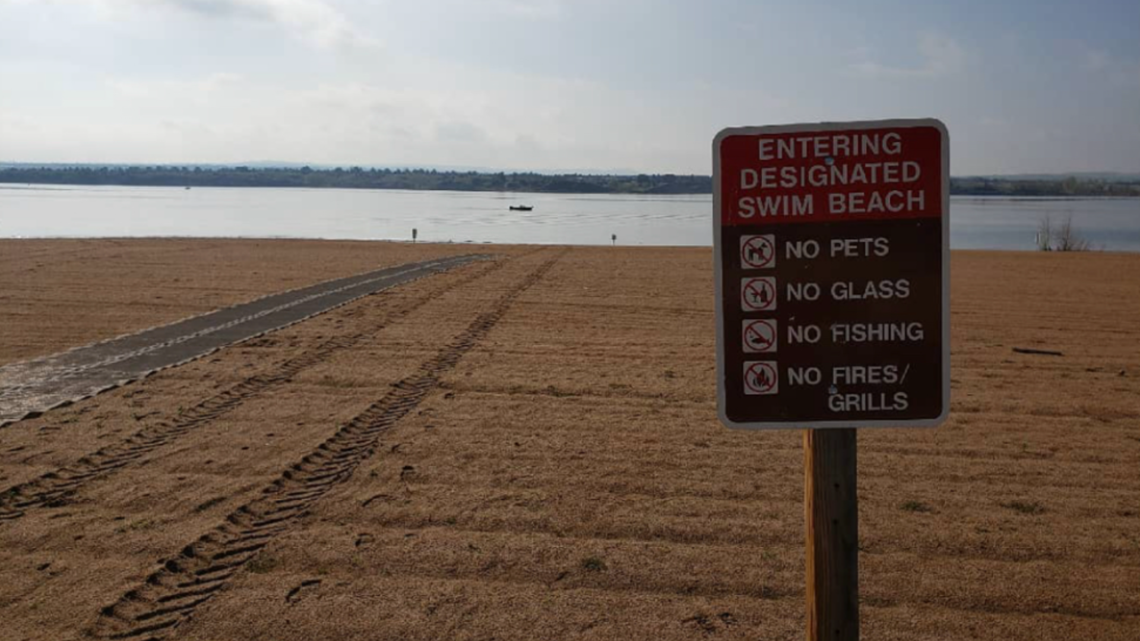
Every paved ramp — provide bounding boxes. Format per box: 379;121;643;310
0;254;484;427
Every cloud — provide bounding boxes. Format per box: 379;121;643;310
850;33;966;79
1074;44;1140;88
0;112;40;135
107;72;243;100
151;0;377;50
1111;63;1140;88
489;0;561;19
514;133;541;152
435;120;488;143
0;0;376;50
1082;48;1111;72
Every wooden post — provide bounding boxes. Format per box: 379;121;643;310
804;428;859;641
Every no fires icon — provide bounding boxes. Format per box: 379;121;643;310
740;234;776;269
741;277;777;312
743;361;779;395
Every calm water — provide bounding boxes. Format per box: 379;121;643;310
1;185;1138;251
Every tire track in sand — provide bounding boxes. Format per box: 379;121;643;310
0;255;487;427
88;248;566;640
0;252;537;523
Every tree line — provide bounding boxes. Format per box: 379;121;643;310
0;166;710;194
1;165;1138;197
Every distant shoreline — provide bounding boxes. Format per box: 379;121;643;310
2;236;1138;256
2;184;1138;202
2;166;1138;198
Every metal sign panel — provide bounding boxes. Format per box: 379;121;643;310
714;119;950;429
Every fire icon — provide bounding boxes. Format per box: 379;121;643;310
743;361;779;395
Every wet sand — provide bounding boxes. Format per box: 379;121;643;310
0;239;1138;640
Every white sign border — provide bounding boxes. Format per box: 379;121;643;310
713;118;951;430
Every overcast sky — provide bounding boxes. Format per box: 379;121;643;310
1;0;1138;174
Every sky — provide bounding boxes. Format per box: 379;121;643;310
1;0;1138;175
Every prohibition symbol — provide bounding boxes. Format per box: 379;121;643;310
741;277;777;312
742;319;778;353
743;361;779;395
740;234;776;269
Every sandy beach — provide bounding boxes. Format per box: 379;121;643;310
0;239;1138;640
0;239;520;367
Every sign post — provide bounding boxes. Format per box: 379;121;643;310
713;119;950;640
804;428;858;640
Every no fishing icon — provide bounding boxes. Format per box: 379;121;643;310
742;319;777;353
740;234;776;269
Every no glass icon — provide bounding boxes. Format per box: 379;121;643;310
741;277;777;312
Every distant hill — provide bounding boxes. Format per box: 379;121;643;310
951;175;1140;197
0;165;712;195
0;161;641;175
1;164;1138;197
965;172;1140;184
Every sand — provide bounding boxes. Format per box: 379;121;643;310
0;239;1138;640
0;238;501;367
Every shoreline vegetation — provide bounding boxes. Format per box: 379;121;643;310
1;165;1139;197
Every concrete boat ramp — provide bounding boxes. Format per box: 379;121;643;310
0;254;484;427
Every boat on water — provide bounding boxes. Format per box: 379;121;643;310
508;205;533;211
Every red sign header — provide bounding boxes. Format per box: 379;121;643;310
719;125;944;226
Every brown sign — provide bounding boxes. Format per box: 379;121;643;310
714;119;949;429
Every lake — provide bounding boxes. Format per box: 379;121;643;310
1;185;1138;251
